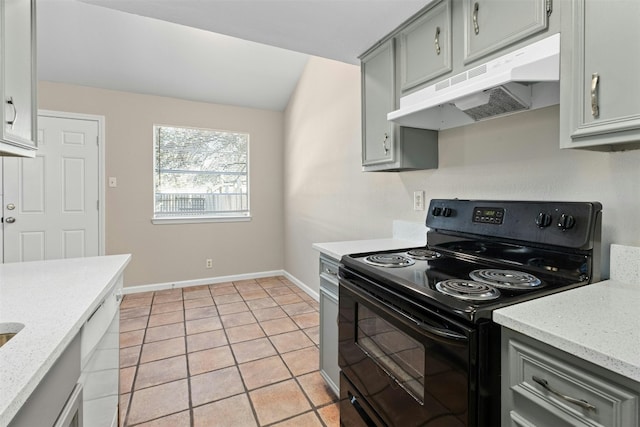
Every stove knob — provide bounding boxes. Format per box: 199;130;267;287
557;213;576;231
432;207;442;217
535;212;552;228
442;207;452;217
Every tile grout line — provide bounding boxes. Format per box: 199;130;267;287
121;293;153;427
249;279;332;426
183;289;195;427
229;280;274;427
120;279;334;426
126;289;192;427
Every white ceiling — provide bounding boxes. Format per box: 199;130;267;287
37;0;432;111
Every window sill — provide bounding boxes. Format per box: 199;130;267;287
151;215;252;225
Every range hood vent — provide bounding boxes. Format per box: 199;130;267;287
388;33;560;131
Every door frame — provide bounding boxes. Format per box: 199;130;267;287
37;109;106;256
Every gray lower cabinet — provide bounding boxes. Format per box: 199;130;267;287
319;254;339;395
9;334;82;427
361;38;438;172
501;327;640;427
462;0;551;64
399;0;452;93
560;0;640;151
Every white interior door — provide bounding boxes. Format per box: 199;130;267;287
2;115;100;262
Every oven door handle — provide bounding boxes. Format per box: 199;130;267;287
387;300;467;342
349;280;468;342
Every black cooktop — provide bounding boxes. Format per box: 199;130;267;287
340;245;590;324
340;199;602;324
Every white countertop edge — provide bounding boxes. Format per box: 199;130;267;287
0;254;132;426
312;238;423;260
494;279;640;383
495;312;640;382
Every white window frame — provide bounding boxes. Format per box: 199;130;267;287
151;124;251;224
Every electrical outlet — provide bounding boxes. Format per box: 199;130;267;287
206;259;213;269
413;191;425;211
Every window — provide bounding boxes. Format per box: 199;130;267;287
153;125;249;223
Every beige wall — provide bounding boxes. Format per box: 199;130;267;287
284;57;640;295
39;82;284;287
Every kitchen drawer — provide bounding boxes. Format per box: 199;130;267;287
508;410;536;427
506;336;639;427
319;254;339;288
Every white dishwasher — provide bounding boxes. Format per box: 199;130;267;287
79;275;122;427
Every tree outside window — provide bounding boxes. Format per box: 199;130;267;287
154;125;249;220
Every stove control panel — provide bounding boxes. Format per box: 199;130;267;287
472;207;505;225
426;199;602;249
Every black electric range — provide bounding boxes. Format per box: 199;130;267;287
338;199;602;427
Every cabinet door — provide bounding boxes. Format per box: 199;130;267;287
561;0;640;150
502;329;640;427
319;285;339;395
463;0;550;64
1;0;37;154
399;0;452;92
361;39;395;166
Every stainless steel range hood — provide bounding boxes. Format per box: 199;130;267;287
388;33;560;130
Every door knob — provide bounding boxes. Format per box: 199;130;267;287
6;203;15;210
5;217;16;223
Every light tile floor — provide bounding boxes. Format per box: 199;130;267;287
119;277;340;427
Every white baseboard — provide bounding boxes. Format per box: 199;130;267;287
283;271;319;302
122;270;283;294
122;269;319;302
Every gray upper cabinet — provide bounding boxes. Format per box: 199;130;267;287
399;0;452;93
0;0;37;158
463;0;551;64
361;38;438;172
362;39;396;168
560;0;640;151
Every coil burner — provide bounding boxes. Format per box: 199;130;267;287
363;254;415;268
435;279;501;301
469;269;542;290
405;249;442;260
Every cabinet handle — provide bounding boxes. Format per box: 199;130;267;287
473;2;480;35
382;132;389;155
434;26;441;55
6;97;17;129
591;73;600;118
532;376;597;412
324;267;337;276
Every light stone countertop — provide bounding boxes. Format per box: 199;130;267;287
312;238;423;260
0;254;131;426
494;244;640;382
312;220;427;260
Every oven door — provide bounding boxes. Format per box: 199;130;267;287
339;274;476;427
